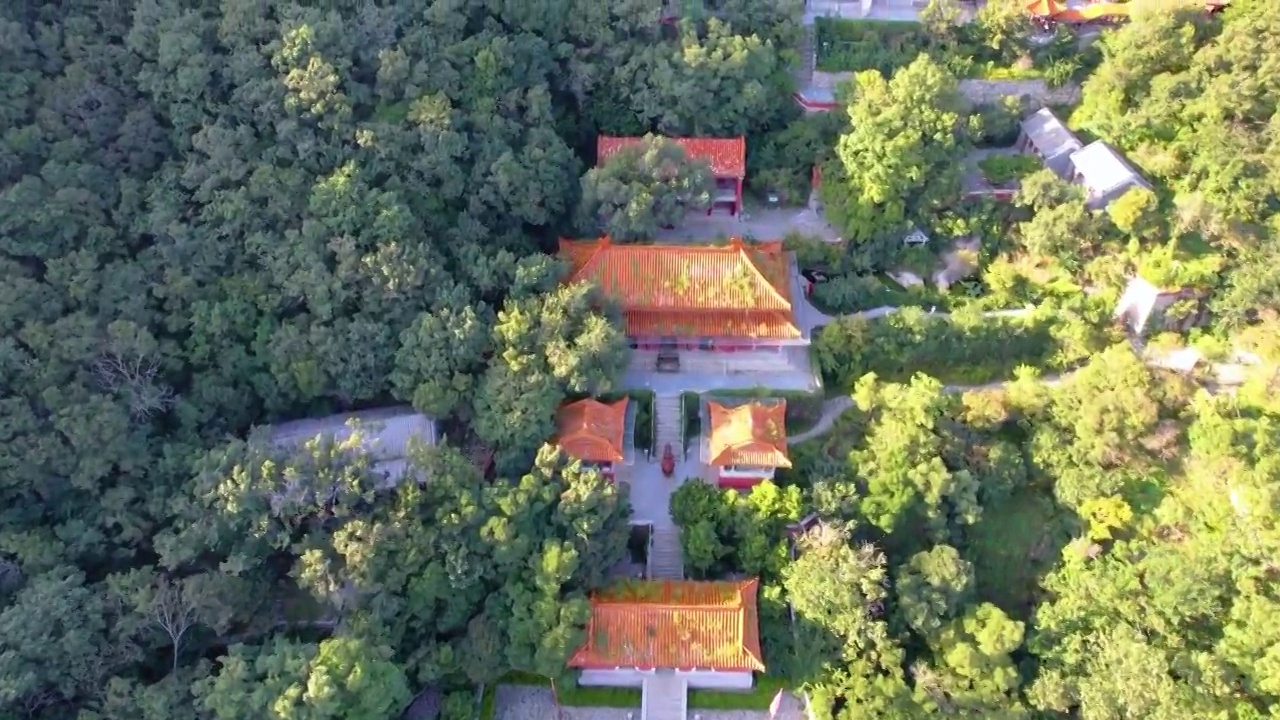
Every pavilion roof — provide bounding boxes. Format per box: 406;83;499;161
597;136;747;177
706;400;791;468
567;579;766;672
559;237;800;340
1024;0;1066;16
555;398;629;463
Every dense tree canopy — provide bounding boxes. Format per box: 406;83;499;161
0;0;796;716
1070;0;1280;322
577;135;716;240
823;54;968;244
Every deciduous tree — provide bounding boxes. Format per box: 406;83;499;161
577;135;716;240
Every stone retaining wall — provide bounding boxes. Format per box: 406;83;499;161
957;78;1081;108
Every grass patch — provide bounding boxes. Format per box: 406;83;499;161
964;488;1075;620
689;675;788;710
479;684;496;720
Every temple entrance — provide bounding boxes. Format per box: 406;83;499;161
655;338;680;373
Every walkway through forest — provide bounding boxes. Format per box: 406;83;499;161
789;353;1253;446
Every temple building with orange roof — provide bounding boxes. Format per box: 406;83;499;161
554;397;633;477
569;578;765;690
597;135;746;216
701;398;791;489
559;236;809;374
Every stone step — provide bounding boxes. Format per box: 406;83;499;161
654;395;684;450
642;674;688;720
649;528;684;580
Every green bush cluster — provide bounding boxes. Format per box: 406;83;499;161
979;154;1043;185
813;309;1065;389
814;18;929;74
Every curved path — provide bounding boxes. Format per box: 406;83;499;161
790;376;1059;445
789;355;1251;446
795;290;1036;335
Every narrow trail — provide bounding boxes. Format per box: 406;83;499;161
793;300;1256;445
788;359;1250;445
790;375;1061;445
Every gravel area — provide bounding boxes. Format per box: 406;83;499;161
493;686;637;720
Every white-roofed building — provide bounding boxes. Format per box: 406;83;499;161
1069;141;1153;210
1017;108;1083;179
1113;276;1197;336
268;406;438;490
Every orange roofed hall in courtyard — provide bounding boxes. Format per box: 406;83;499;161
555;398;632;477
569;578;765;689
703;399;791;489
558;237;806;368
597;135;747;216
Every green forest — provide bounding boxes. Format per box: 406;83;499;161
2;0;1279;719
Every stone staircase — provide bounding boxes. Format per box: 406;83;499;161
649;525;684;579
797;23;815;88
641;672;689;720
649;393;685;581
654;393;682;453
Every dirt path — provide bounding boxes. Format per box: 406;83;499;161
790;354;1252;446
789;379;1032;445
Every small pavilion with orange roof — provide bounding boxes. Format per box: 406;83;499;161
558;237;805;361
1025;0;1133;24
597;135;747;216
555;398;632;477
702;399;791;489
570;578;765;689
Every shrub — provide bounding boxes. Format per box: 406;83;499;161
811;275;898;314
970;96;1024;148
978;154;1041;185
814;18;931;74
812;309;1070;390
748;114;846;204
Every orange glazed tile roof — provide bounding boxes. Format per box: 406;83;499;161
1024;0;1065;16
559;237;801;340
707;400;791;468
597;136;747;177
568;579;766;672
556;398;629;463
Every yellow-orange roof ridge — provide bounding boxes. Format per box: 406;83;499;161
597;136;747;177
556;398;629;463
561;236;791;312
568;578;765;673
707;399;791;468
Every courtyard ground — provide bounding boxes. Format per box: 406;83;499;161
654;204;841;244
